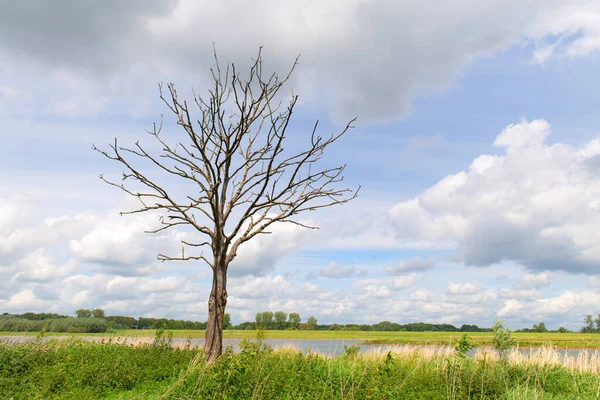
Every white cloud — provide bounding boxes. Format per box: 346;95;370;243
355;273;421;296
68;211;183;271
2;1;600;122
493;118;550;149
409;289;439;302
229;221;313;276
447;281;481;295
498;288;542;300
498;299;524;317
230;275;292;299
13;251;73;283
359;284;393;300
522;272;552;288
386;257;436;275
388;119;600;274
392;273;421;290
588;276;600;288
319;261;357;279
0;289;51;311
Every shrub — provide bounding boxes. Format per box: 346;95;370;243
343;343;361;360
0;316;107;333
492;320;517;357
455;333;476;358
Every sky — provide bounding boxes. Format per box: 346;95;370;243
2;1;600;330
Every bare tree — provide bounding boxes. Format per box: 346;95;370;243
93;48;358;362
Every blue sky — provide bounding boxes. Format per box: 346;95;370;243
2;1;600;330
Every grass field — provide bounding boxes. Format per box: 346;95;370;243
3;336;600;399
3;330;600;349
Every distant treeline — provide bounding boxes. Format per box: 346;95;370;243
106;316;206;330
0;312;206;333
0;311;578;334
0;316;107;333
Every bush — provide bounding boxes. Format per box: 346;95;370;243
343;343;361;360
455;333;476;358
0;316;108;333
492;320;517;357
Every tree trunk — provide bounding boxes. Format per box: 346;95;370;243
204;264;227;362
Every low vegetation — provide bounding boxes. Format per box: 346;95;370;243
0;316;108;333
1;310;584;334
2;334;600;399
5;329;600;349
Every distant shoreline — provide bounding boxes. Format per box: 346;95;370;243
2;330;600;349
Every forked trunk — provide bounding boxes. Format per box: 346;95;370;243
204;265;227;362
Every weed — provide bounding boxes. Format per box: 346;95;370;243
455;333;476;358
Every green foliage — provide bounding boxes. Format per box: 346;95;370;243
137;316;206;330
460;324;485;332
223;313;232;329
274;311;288;329
106;315;138;329
75;309;92;318
581;314;600;333
297;322;315;330
8;312;70;320
533;322;549;333
153;327;174;349
493;320;518;355
343;343;361;360
0;338;194;398
253;310;303;330
288;312;301;329
255;311;274;329
0;315;108;333
2;339;600;399
0;312;207;332
455;333;476;358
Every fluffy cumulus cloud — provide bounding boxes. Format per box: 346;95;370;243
0;196;322;319
2;1;600;121
228;221;314;277
68;212;185;275
389;119;600;274
447;281;481;296
5;2;600;330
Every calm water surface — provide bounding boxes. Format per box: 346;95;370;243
1;336;599;358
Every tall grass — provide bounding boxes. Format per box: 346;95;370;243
2;337;600;399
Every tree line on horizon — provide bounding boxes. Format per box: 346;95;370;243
0;310;583;334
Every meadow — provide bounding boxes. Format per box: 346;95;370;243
3;335;600;399
4;330;600;349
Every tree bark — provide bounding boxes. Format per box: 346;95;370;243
204;264;227;362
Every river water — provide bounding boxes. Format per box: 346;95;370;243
2;336;599;358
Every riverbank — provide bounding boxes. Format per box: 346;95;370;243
3;330;600;349
2;337;600;399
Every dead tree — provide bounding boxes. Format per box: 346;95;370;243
93;48;358;362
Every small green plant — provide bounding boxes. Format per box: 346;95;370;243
153;325;174;349
343;343;361;360
492;320;517;358
376;351;395;376
34;327;46;343
454;333;476;358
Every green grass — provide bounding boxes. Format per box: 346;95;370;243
2;337;600;399
4;330;600;349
